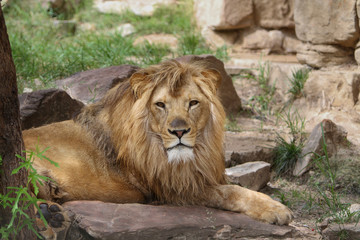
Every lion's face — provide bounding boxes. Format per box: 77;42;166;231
148;80;211;163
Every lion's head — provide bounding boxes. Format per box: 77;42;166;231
79;59;227;203
130;60;225;164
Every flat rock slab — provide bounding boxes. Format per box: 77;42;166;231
225;131;275;167
225;161;271;191
63;201;297;240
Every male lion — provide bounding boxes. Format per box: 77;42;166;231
24;60;292;238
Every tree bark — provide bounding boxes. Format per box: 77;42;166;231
0;6;36;239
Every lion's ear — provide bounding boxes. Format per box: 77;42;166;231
201;69;222;94
129;72;153;99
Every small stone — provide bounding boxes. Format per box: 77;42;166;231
225;161;271;191
94;0;176;16
79;23;96;32
23;88;33;93
133;34;178;50
213;225;232;239
116;23;135;37
94;0;129;15
34;78;43;87
349;203;360;214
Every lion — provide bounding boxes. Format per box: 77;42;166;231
23;59;292;238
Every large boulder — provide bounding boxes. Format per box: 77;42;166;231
293;119;348;176
19;89;84;130
200;27;238;49
296;43;354;68
193;0;254;30
254;0;295;29
294;0;359;48
56;56;241;115
242;29;285;53
292;68;360;145
177;55;242;115
63;201;298;239
55;65;139;104
302;70;359;108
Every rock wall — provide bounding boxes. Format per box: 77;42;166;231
194;0;301;55
194;0;360;68
295;0;359;67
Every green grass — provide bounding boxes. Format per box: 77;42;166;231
247;61;276;113
0;147;58;239
273;108;306;175
273;124;359;240
287;68;310;98
273;136;303;175
310;125;360;239
4;0;228;93
225;116;241;132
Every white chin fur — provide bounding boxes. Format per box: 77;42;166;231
167;146;194;163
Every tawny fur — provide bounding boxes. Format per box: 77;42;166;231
23;60;293;225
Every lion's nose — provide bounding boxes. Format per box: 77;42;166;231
168;128;191;138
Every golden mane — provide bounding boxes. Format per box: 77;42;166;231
75;60;226;204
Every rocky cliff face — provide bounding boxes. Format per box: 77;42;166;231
194;0;360;68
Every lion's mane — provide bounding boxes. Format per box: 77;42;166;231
75;60;227;204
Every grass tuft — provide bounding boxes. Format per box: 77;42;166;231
287;68;310;98
273;107;306;175
248;60;276;114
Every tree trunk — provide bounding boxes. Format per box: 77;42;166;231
0;6;36;239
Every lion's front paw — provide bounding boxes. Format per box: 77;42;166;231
36;202;71;240
256;199;293;225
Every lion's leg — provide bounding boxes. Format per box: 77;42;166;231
35;201;71;240
205;185;293;225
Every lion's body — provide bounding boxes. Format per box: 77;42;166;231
24;60;292;229
23;120;145;203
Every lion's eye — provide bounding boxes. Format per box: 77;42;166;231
189;100;199;107
155;102;165;108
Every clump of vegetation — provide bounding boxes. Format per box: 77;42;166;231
248;61;276;113
311;125;359;239
273;108;306;175
4;0;228;93
287;68;310;98
273;124;359;240
225;116;241;132
0;147;58;239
